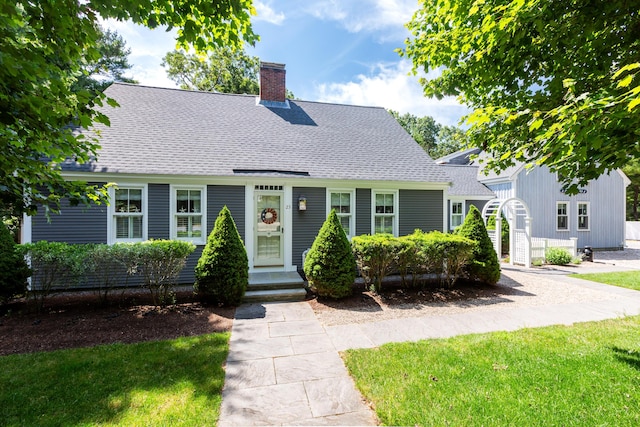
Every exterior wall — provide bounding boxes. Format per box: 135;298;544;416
515;166;626;249
355;188;371;235
31;183;108;244
148;184;170;239
292;187;326;271
399;189;443;235
486;182;514;200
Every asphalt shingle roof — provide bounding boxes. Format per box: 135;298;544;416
439;165;495;197
68;83;449;184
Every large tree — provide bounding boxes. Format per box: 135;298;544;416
75;27;137;94
402;0;640;194
623;159;640;221
389;110;465;159
163;47;260;94
1;1;256;217
163;47;295;97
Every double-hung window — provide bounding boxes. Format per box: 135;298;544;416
577;202;589;231
450;201;465;230
328;190;355;239
110;185;147;243
556;202;569;231
373;191;398;235
172;186;206;244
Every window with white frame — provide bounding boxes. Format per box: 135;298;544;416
328;190;355;239
111;186;146;242
373;191;397;235
577;202;589;230
172;187;205;243
450;201;465;230
556;202;569;231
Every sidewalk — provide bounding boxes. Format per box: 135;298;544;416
218;268;640;426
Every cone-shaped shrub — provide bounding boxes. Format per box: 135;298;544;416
304;209;356;299
0;222;30;304
194;206;248;306
455;205;500;285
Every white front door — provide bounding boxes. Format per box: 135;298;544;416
254;190;285;266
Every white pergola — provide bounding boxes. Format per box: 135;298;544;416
482;198;532;268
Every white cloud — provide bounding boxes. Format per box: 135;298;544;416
254;1;286;25
315;60;469;126
308;0;415;36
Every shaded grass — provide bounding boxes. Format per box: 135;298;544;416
0;333;229;426
570;270;640;291
344;317;640;426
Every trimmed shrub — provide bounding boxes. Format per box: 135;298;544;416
545;247;573;265
395;236;420;287
455;205;501;285
133;240;195;306
351;233;398;293
195;206;248;306
84;243;136;305
304;210;356;298
18;241;87;311
406;230;475;287
0;222;30;304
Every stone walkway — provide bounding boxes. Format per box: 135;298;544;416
219;262;640;426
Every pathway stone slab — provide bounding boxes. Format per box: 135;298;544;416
223;358;276;390
324;324;376;351
269;319;325;337
219;382;312;426
290;333;336;355
227;336;294;362
274;351;348;384
304;376;372;418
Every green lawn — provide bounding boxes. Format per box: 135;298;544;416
570;270;640;291
344;317;640;426
0;333;229;426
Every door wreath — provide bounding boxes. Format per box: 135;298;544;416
261;207;278;224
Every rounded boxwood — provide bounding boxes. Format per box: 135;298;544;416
304;210;356;299
545;247;573;265
194;206;248;306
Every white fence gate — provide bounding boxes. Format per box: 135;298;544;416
482;198;532;268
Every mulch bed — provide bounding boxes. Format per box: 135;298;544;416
0;289;234;356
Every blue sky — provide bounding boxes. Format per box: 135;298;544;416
103;0;468;126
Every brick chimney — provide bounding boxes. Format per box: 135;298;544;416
259;62;287;104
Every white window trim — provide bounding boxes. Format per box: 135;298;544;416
449;199;466;231
170;185;207;245
371;189;399;236
577;201;590;231
326;189;356;240
107;184;148;244
556;201;569;232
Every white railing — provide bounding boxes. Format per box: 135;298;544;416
531;237;578;259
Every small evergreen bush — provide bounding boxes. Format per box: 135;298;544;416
545;247;573;265
0;222;30;304
195;206;248;306
455;205;501;285
304;210;356;298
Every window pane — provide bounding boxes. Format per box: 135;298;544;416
374;216;393;234
116;217;129;238
558;216;567;230
131;216;142;238
578;204;587;216
341;192;350;206
129;189;142;212
177;216;189;237
339;215;350;236
116;216;142;239
191;191;201;213
177;190;189;213
452;214;463;228
579;217;588;229
557;204;567;215
191;216;202;237
331;193;340;208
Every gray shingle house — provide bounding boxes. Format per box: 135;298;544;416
24;63;451;283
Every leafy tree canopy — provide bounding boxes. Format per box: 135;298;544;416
163;47;295;98
402;0;640;194
1;1;257;217
389;110;466;159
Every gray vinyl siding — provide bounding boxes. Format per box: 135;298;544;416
178;184;246;284
355;188;371;236
148;184;170;239
399;189;443;235
516;166;626;249
292;187;326;271
31;183;108;244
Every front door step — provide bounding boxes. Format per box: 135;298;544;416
244;271;307;302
